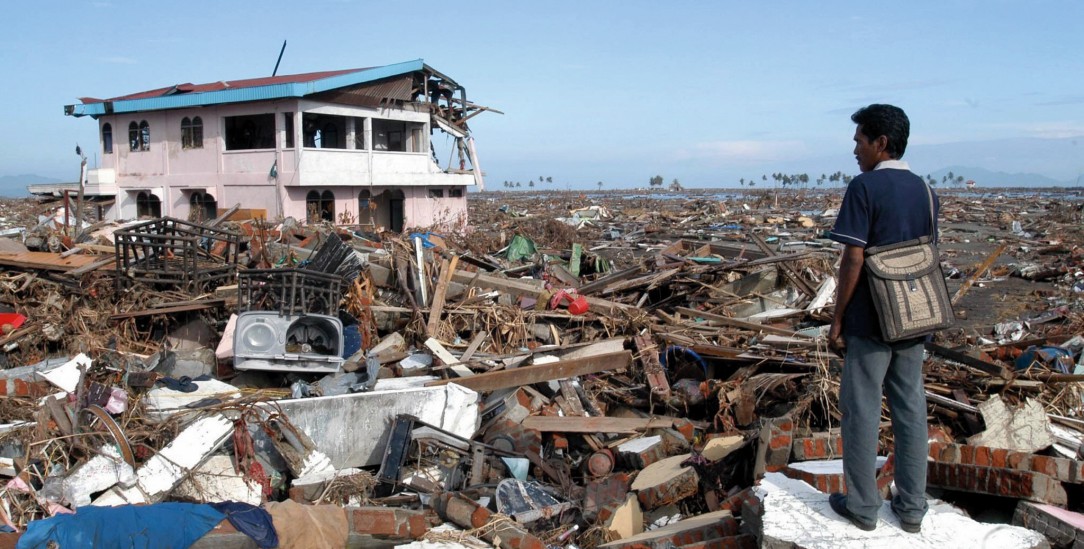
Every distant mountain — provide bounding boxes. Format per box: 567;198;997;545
0;174;63;197
926;166;1074;188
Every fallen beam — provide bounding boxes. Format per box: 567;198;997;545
521;416;672;433
426;350;631;392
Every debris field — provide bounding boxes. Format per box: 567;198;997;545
0;187;1083;548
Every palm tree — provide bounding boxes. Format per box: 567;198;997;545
597;181;603;191
529;180;535;188
546;176;552;184
739;177;745;186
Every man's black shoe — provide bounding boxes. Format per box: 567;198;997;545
890;504;922;533
829;493;876;531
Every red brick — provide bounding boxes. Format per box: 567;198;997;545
974;446;992;467
0;381;7;396
1031;456;1057;477
350;507;431;539
927;462;1067;505
991;448;1009;468
676;534;758;549
1007;451;1031;470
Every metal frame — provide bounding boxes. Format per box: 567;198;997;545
237;268;343;316
114;217;239;294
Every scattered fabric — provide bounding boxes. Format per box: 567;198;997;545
265;499;348;549
210;501;277;549
16;502;224;549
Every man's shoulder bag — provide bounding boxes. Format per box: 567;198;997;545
863;185;955;342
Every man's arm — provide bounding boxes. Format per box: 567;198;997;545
828;244;865;354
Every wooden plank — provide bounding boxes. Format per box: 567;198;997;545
673;306;808;338
925;342;1010;379
424;337;473;378
109;301;223;320
427;256;456;336
426;350;631;392
952;243;1007;306
548;264;580;289
65;256;116;276
577;265;646;295
0;251;105;272
521;416;672;434
460;331;488;363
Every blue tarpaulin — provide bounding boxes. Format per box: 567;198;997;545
17;503;225;549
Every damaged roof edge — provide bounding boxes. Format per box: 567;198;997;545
64;59;428;118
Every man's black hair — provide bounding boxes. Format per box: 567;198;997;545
851;104;910;159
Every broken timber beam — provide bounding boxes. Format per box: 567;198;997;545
925;342;1011;379
426;350;631;392
451;269;634;316
521;416;672;434
747;231;818;298
673;307;810;338
951;243;1007;306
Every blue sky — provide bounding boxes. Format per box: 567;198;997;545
3;0;1083;189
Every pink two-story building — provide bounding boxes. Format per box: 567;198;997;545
64;59;485;231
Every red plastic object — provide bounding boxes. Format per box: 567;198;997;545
0;313;26;332
567;296;589;315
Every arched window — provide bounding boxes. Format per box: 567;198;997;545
102;123;113;154
136;192;161;218
129;122;139;151
139;120;150;151
306;191;322;223
320;190;335;222
181;117;203;149
188;191;217;222
358;190;373;225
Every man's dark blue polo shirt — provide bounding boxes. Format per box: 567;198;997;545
829;161;940;340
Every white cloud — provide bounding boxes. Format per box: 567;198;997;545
674;140;809;164
98;56;137;65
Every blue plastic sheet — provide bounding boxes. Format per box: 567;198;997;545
17;503;225;549
210;502;278;549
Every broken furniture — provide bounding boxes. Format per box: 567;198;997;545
114;217;239;294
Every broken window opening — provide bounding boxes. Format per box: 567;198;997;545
428;189;444;199
224;114;275;150
302;114;347;149
102;123;113;154
188;191;217;223
139;120;150;151
358;190;374;225
284;113;295;148
352;117;368;150
135;191;161;218
371;119;423;152
449;188;463;198
306;190;336;223
181;116;203;149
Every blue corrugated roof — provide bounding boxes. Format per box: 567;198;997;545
66;59;428;118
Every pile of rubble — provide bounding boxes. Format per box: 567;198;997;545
0;188;1082;547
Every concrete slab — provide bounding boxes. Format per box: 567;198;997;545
968;395;1054;453
755;472;1048;549
270;383;479;468
174;455;262;505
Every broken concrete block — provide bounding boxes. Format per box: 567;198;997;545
927;461;1067;506
781;457;887;495
702;434;744;461
153;347;217;379
967;394;1054;453
174;455;262;505
754;415;794;476
617;435;666;469
791;431;843;461
598;510;739;549
755;472;1047;547
630;453;699;510
582;472;633;522
290;467;364;503
93;414;233;506
60;446;136;507
1013;500;1084;548
603;494;643;540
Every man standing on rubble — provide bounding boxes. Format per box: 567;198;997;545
826;104;936;533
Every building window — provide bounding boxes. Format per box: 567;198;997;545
428;189;444;199
181;116;203;149
188;191;217;222
372;119;424;152
139;120;150;151
136;192;161;218
284;113;294;148
449;188;463;198
102;123;113;154
129;122;139;151
306;190;335;223
224;114;275;150
302;114;347;149
411;127;424;153
358;190;373;225
352;117;367;149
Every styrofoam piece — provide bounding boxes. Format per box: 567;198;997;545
267;383;479;468
144;379;242;421
755;472;1046;548
61;446;136;507
92;414;233;506
174;455;262;506
41;353;92;393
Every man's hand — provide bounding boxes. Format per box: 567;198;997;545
828;321;846;356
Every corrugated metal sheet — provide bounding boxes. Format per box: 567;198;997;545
312;75;415;107
67;59;427;118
